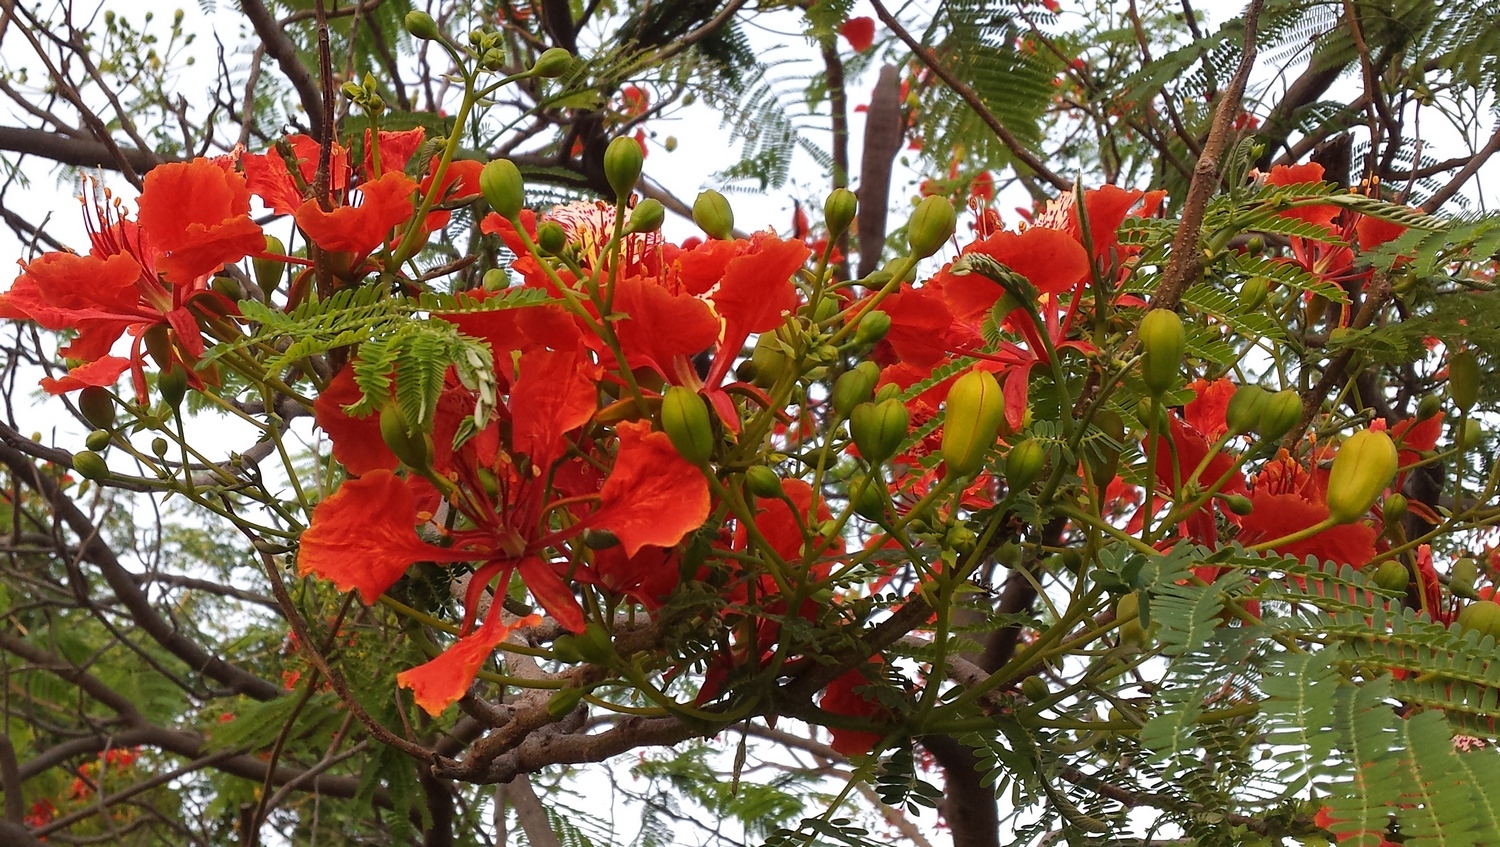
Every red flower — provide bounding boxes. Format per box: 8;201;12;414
1238;452;1377;567
840;17;876;52
590;421;711;557
398;610;542;715
820;661;889;755
931;226;1090;324
294;171;419;256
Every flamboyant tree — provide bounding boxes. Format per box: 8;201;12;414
5;0;1500;846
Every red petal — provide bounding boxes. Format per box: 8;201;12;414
839;17;876;52
294;172;418;255
591;420;710;556
40;356;131;394
517;557;585;632
510;343;600;468
610;274;720;377
138;160;264;283
312;367;399;475
707;235;810;385
397;611;542;715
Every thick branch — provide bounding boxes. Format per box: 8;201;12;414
0;126;158;172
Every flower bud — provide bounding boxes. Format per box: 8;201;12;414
1417;394;1442;421
1257;389;1303;441
1005;438;1046;491
1224;494;1253;516
532;47;572;78
1382;493;1407;525
254;235;287;294
1239;277;1270;310
1325;429;1398;525
1116;592;1152;647
1090;408;1124;484
1457;599;1500;640
404;10;440;40
824;188;857;238
692;190;734;240
850;399;909;466
850;476;886;520
1020;675;1049;703
577;623;614;663
1453;557;1479;599
873;383;901;404
854;310;891;345
143;324;174;370
72;450;109;481
1224;384;1267;436
551;636;584;663
582;528;621;550
1450;349;1481;413
750;335;786;388
745;465;784;499
546;686;586;719
831;367;877;418
660;386;714;464
151;437;169;457
78;387;116;430
482;269;509;292
1459;419;1486;450
85;429;111;452
379;403;434;471
1138;309;1185;396
1370;561;1409;593
158;365;188;409
211;274;243;302
627;199;665;234
906;196;956;258
604;136;643;200
941;370;1005;477
480;159;526;219
532;222;565;256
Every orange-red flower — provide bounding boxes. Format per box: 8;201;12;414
397;610;541;715
840;17;876;52
820;660;889;755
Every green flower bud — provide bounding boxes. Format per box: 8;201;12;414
1245;235;1265;255
1453;557;1480;599
1459;419;1486;450
1325;429;1398;525
1020;675;1049;703
750;334;786;389
1005;438;1046;491
854;310;891;345
480;159;526;219
873;383;901;404
1258;389;1304;442
143;324;174;370
532;47;572;78
546;686;586;719
1383;493;1408;525
692;190;734;240
745;465;784;500
252;237;287;295
1417;393;1442;421
72;451;109;481
1116;592;1153;647
660;386;714;464
537;221;567;255
850;476;886;520
1138;309;1185;396
1370;561;1410;593
379;403;434;471
1239;277;1270;310
1089;408;1124;484
1449;348;1481;414
941;370;1005;477
151;437;169;457
1224;384;1268;436
576;623;614;664
404;10;440;40
85;429;111;452
158;365;189;409
831;367;877;418
483;269;509;292
1224;494;1254;516
906;196;956;258
551;635;584;663
1457;599;1500;640
604;136;643;200
824;188;857;238
850;399;909;466
627;199;665;233
211;274;243;301
78;387;116;430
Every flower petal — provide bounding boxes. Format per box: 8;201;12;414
591;420;709;557
397;611;542;715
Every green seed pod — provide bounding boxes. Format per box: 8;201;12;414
404;10;440;40
1452;557;1480;599
379;403;434;471
1370;561;1410;593
1224;384;1268;436
78;387;116;430
1137;309;1186;396
906;196;956;258
1325;430;1398;525
1224;494;1254;516
745;465;785;499
480;159;526;219
850;399;909;466
158;365;189;409
603;136;644;200
537;221;567;255
941;370;1005;477
692;190;734;240
1417;393;1442;421
1258;389;1304;442
1383;493;1408;525
854;310;891;345
72;451;109;481
84;429;111;452
546;686;585;719
831;367;877;418
1005;438;1046;491
627;199;665;233
660;386;714;464
850;476;886;520
824;188;857;238
1020;675;1049;703
1450;349;1481;414
254;236;287;294
750;334;786;388
1239;277;1271;310
1457;599;1500;640
532;47;572;78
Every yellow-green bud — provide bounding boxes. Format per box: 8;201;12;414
1457;600;1500;640
1453;557;1480;598
604;136;643;200
745;465;784;499
850;398;909;466
379;403;434;470
1417;394;1442;421
660;386;714;464
1239;277;1271;310
576;623;613;664
1460;419;1486;450
850;476;886;520
1258;389;1303;441
874;383;901;404
1224;384;1268;436
483;269;509;292
854;310;892;346
627;199;665;233
582;528;620;550
1370;561;1409;592
1383;493;1407;525
907;196;956;258
404;10;440;40
536;221;567;255
532;47;572;78
84;429;111;452
1325;430;1398;525
824;188;857;238
551;635;584;663
480;159;526;219
750;334;786;389
1005;438;1046;491
151;437;169;457
1020;675;1049;703
692;190;734;240
941;370;1006;477
158;365;188;409
1224;494;1254;516
1116;592;1153;647
546;686;586;719
1138;309;1185;396
72;451;109;481
78;387;116;430
1450;349;1481;414
254;235;286;295
1090;408;1124;484
211;274;243;301
831;367;877;418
